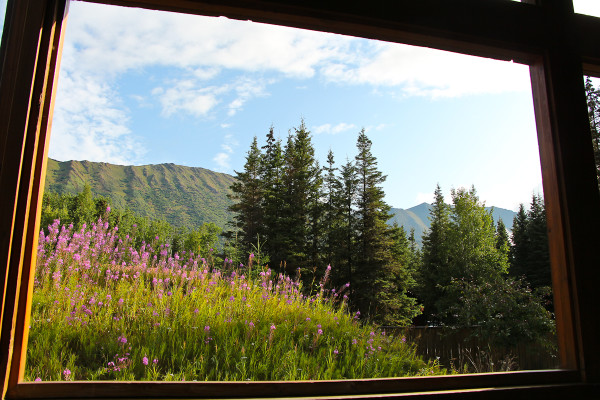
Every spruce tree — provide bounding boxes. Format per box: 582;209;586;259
525;194;551;289
322;150;341;266
279;121;322;280
260;127;286;269
353;129;419;323
225;137;264;254
334;158;358;291
419;184;451;324
495;218;510;254
510;203;529;278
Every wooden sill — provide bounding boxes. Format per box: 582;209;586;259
6;370;580;399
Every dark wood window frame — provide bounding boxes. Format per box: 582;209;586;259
0;0;598;398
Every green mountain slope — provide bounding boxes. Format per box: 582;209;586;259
44;158;235;230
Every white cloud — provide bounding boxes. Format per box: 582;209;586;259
51;1;534;164
227;78;269;116
321;43;530;98
212;134;239;171
213;152;230;170
152;80;224;117
49;71;144;164
313;122;357;135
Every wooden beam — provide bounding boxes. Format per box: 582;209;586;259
5;370;581;399
528;0;600;384
0;0;69;396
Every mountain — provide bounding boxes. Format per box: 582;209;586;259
44;159;517;240
44;158;236;230
389;203;516;243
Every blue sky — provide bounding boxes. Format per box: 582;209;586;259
2;0;600;211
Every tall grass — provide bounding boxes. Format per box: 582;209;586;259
26;219;441;381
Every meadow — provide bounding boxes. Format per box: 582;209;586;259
26;217;441;381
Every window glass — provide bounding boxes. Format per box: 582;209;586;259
0;0;7;36
574;0;600;17
28;1;557;382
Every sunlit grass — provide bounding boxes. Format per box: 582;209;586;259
26;219;442;381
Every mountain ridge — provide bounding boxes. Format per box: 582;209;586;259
44;158;517;238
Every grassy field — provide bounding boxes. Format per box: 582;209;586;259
26;219;441;381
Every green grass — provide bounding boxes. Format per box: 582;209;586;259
25;219;442;381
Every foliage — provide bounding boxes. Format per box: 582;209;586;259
418;185;451;323
41;189;222;261
226;124;421;325
447;276;555;348
27;219;442;381
510;194;551;291
225;136;264;256
418;186;554;347
585;76;600;187
353;130;420;325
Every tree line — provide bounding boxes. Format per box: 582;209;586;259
224;122;420;326
41;185;222;261
224;122;555;347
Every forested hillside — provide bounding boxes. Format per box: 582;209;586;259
44;158;235;230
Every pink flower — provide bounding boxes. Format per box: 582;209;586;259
142;356;149;365
270;324;276;331
34;377;41;382
153;359;158;364
204;326;210;332
63;369;71;379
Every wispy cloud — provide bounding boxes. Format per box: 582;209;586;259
50;71;145;164
313;123;357;135
227;78;270;116
212;134;239;171
151;80;225;117
50;1;532;164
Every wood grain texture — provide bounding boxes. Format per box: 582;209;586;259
4;370;581;399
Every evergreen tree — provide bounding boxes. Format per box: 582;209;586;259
260;127;286;269
333;158;358;291
585;76;600;186
353;129;419;323
525;194;551;290
510;203;529;278
510;194;551;292
322;150;341;266
419;184;451;324
225;137;264;254
495;218;510;254
279;121;322;280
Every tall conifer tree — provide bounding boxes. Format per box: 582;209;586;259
260;127;286;269
280;121;322;280
353;129;419;323
225;137;264;254
419;184;451;324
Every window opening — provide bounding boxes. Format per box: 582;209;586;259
26;0;557;384
574;0;600;18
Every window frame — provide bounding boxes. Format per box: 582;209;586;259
0;0;598;398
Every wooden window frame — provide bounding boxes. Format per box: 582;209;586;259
0;0;598;398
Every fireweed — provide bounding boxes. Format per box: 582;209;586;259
26;219;441;381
